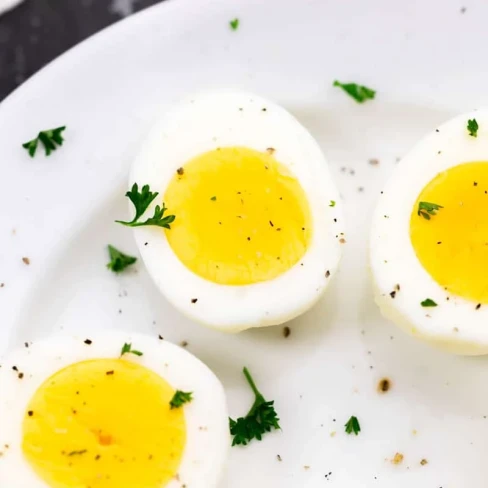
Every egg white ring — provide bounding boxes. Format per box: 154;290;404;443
0;331;229;487
130;91;344;332
370;109;488;355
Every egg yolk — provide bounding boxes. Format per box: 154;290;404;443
22;359;186;488
410;161;488;303
164;147;312;285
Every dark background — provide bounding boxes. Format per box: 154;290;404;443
0;0;164;101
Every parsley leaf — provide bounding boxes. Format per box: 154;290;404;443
170;390;193;409
344;415;361;435
467;118;479;137
120;343;143;357
229;367;280;446
329;200;336;207
421;298;437;307
333;80;375;103
22;126;66;157
106;245;137;273
116;183;176;229
418;201;443;220
230;18;239;30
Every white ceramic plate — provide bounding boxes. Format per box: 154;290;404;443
1;0;488;486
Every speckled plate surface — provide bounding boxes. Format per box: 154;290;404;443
1;0;488;486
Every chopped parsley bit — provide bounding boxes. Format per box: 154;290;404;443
120;342;143;357
170;390;193;409
329;200;336;207
418;201;443;220
467;118;479;137
68;450;87;456
106;245;137;273
22;126;66;157
333;80;376;103
229;367;280;446
344;415;361;435
210;196;217;201
421;298;437;307
116;183;175;229
229;18;239;30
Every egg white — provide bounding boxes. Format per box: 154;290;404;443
370;109;488;355
0;331;229;487
130;91;344;332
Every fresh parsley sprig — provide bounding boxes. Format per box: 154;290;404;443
344;415;361;435
170;390;193;409
418;201;443;220
333;80;375;103
22;126;66;157
229;367;280;446
106;245;137;273
229;18;239;30
116;183;176;229
120;343;143;357
467;118;479;137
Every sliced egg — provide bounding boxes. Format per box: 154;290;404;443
371;110;488;355
0;331;229;487
130;91;344;332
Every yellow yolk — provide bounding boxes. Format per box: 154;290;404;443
410;161;488;303
22;359;186;488
164;147;312;285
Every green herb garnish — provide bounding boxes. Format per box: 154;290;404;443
418;201;443;220
344;415;361;435
22;126;66;157
229;18;239;30
106;245;137;273
421;298;437;307
467;118;479;137
229;367;280;446
210;196;217;201
170;390;193;409
333;80;375;103
68;450;87;456
120;343;143;357
116;183;175;229
329;200;336;207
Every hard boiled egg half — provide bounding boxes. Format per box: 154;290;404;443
371;110;488;355
130;91;344;332
0;331;229;487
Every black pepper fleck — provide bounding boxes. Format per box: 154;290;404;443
191;298;198;304
378;378;391;393
84;339;92;345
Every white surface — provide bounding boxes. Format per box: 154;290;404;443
0;331;229;488
131;91;343;331
0;0;488;486
371;109;488;355
0;0;22;16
